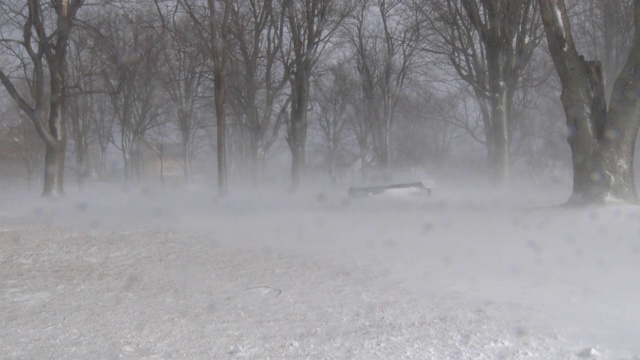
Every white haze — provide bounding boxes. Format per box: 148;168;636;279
1;172;640;359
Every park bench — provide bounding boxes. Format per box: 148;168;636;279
348;179;437;197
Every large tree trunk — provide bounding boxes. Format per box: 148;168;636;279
539;0;640;204
486;79;511;183
479;2;520;184
42;142;66;197
563;61;608;204
540;0;610;203
486;39;511;183
602;7;640;202
42;56;68;197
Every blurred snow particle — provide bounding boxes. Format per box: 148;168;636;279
576;347;599;358
75;201;88;212
316;192;328;203
152;207;163;218
121;273;138;292
245;285;282;298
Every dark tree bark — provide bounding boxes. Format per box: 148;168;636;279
539;0;640;204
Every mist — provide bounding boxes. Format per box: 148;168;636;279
1;166;640;359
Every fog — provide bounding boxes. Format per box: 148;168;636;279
2;169;640;359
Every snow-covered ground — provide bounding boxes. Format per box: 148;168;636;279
1;177;640;359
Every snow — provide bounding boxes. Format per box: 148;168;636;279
552;4;568;52
554;5;565;39
1;178;640;359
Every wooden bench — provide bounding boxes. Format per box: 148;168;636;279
348;180;437;197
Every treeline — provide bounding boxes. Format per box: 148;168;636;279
0;0;637;203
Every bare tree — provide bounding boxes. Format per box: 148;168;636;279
90;92;115;179
66;23;101;189
425;0;542;182
311;63;353;184
399;84;462;168
98;9;166;183
281;0;352;191
179;0;231;196
347;0;420;172
228;0;289;185
159;15;207;183
0;0;85;196
539;0;640;204
323;59;371;181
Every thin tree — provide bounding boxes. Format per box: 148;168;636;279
159;16;206;183
179;0;231;197
281;0;351;191
311;63;353;184
348;0;420;172
228;0;289;185
66;25;99;189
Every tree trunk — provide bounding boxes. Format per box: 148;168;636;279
282;0;349;192
539;0;640;204
248;130;263;187
563;61;608;204
183;143;191;183
159;144;164;187
288;72;309;192
215;79;228;196
208;0;230;197
482;3;513;184
76;149;85;191
42;142;65;197
487;73;511;183
602;12;640;202
123;149;131;183
42;59;68;197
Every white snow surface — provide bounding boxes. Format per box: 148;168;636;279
1;178;640;359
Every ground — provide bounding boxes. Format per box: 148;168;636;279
1;178;639;359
